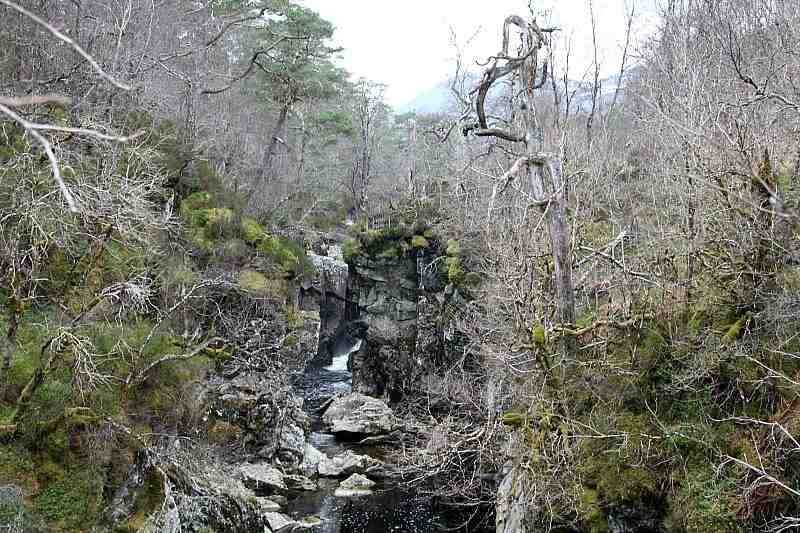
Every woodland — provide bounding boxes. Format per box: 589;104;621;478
0;0;799;532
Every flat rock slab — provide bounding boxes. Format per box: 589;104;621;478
284;473;317;492
264;511;298;533
334;473;376;498
317;450;382;478
239;463;287;494
322;392;398;436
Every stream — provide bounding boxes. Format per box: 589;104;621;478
286;344;448;533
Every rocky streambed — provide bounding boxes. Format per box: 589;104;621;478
281;344;441;533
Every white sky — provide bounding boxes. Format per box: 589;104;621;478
301;0;661;107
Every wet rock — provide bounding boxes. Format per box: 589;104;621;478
496;466;529;533
264;511;298;533
284;474;317;492
297;515;323;529
348;254;421;399
268;494;288;507
334;473;376;497
300;443;325;477
257;497;282;512
322;392;398;436
276;418;307;465
317;450;383;478
239;463;287;495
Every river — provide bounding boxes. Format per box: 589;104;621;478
287;344;489;533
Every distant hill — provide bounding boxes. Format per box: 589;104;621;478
396;70;633;116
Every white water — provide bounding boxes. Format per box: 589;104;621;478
324;339;362;372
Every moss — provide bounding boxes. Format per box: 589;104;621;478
258;235;310;276
411;235;430;249
445;256;464;285
445;239;461;257
285;306;305;329
532;324;546;346
722;315;747;344
579;414;659;506
577;487;609;533
238;269;269;293
0;444;37;492
501;411;528;428
667;466;742;533
377;246;400;259
342;238;363;262
240;217;267;245
33;468;100;530
180;191;212;214
283;334;299;347
218;238;250;262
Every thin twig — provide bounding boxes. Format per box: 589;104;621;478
0;0;133;91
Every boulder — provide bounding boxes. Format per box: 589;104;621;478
276;419;306;465
317;450;382;478
300;443;325;477
264;511;298;533
239;463;287;495
256;497;282;512
334;473;376;498
283;474;317;492
322;393;398;436
296;515;323;529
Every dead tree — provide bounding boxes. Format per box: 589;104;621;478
464;15;576;364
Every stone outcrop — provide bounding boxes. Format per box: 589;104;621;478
300;250;349;357
345;238;468;402
317;450;382;478
264;511;298;533
300;443;325;477
496;466;529;533
213;374;309;462
334;473;376;498
347;252;421;399
321;392;398;436
239;463;288;495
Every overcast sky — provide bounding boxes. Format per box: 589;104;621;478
300;1;661;107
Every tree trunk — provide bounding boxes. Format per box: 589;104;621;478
0;305;21;387
263;105;289;183
544;159;576;363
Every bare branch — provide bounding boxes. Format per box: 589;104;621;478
0;0;133;91
0;102;78;212
0;95;72;107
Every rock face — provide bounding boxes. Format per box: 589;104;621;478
239;463;288;495
348;252;421;399
213;374;309;462
264;511;298;533
317;450;382;478
334;473;376;497
346;241;468;402
300;250;349;357
496;467;529;533
321;393;398;436
300;443;325;477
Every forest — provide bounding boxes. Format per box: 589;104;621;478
0;0;799;532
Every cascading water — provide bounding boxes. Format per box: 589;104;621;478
288;339;437;533
288;244;489;532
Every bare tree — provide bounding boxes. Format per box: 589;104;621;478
464;15;576;364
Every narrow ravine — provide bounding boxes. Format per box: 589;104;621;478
287;341;438;533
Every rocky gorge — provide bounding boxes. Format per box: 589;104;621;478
95;219;490;533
